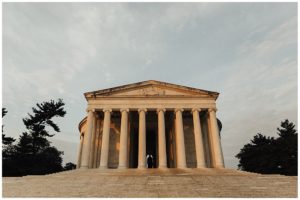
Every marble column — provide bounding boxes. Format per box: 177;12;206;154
92;118;100;168
89;115;97;168
96;121;103;168
157;108;167;168
192;108;206;168
76;133;84;169
208;108;225;168
175;108;187;168
80;109;94;169
99;109;112;169
118;108;129;169
138;108;147;169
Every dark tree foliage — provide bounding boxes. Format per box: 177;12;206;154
2;108;15;146
217;118;222;132
274;120;297;176
22;99;66;153
236;119;297;176
2;108;7;117
2;99;66;177
2;108;16;159
217;118;222;137
64;162;76;171
2;108;17;176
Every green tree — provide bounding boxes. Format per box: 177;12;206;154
2;108;15;146
236;119;297;176
63;162;76;171
3;99;66;176
274;120;297;176
2;108;18;176
21;99;66;153
217;118;222;137
2;108;15;159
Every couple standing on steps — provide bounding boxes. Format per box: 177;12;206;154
146;154;154;168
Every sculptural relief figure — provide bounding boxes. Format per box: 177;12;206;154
140;86;166;96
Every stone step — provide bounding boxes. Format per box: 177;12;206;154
4;169;295;198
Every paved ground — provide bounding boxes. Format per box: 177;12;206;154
2;168;297;197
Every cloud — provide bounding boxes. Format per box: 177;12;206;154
217;14;297;168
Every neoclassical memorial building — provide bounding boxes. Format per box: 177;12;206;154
77;80;224;169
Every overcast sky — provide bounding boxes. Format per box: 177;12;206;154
3;3;297;169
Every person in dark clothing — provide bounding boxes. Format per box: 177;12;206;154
147;155;153;168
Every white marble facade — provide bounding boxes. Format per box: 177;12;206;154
77;80;225;169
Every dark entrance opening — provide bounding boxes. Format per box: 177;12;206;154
146;129;157;168
129;110;159;168
128;111;138;168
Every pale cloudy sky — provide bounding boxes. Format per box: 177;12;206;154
3;3;297;168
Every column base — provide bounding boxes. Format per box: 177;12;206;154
138;166;147;169
79;166;88;169
197;165;207;169
177;165;187;169
98;166;108;170
158;166;168;169
118;166;128;169
214;165;225;169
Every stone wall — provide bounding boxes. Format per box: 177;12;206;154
201;113;212;167
95;119;103;168
166;112;176;168
183;113;197;168
108;116;120;168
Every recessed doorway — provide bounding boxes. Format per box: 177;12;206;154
146;129;158;168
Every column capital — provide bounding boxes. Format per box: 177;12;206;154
208;108;217;113
120;108;129;113
174;108;184;113
138;108;147;113
191;108;201;113
156;108;166;114
103;108;112;113
86;108;96;113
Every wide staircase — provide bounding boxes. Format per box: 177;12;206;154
3;168;297;197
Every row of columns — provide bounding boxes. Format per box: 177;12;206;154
79;108;224;169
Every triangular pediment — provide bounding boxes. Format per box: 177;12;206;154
84;80;219;99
